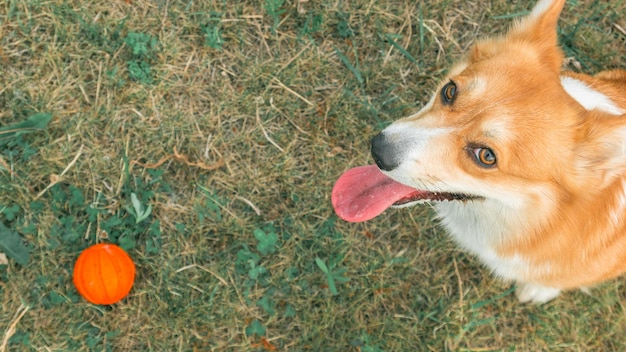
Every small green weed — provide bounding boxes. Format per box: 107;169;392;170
105;67;126;89
335;12;355;38
38;166;164;253
315;257;350;296
264;0;285;34
0;221;30;266
254;227;277;256
0;113;52;146
126;192;153;224
235;245;267;282
0;112;52;163
201;15;224;50
0;113;52;265
256;295;276;316
1;205;20;221
126;61;152;84
245;319;266;337
124;32;159;84
110;170;164;251
124;31;158;57
351;331;384;352
196;186;225;223
7;330;29;347
299;13;323;40
234;225;280;289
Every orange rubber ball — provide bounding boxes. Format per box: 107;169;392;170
73;243;136;305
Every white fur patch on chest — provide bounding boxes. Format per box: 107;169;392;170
434;200;534;281
560;76;624;115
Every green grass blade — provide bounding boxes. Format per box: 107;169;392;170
471;286;516;310
384;33;420;68
491;11;530;20
315;257;329;274
418;3;425;56
0;112;52;145
326;272;338;295
333;46;364;84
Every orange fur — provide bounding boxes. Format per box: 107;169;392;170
361;0;626;302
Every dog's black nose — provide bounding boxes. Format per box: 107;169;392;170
371;132;400;171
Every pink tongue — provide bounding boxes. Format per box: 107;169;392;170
331;165;422;222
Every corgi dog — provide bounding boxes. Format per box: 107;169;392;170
332;0;626;303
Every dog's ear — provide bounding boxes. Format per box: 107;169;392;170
508;0;566;72
511;0;565;43
575;112;626;188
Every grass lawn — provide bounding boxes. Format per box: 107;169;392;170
1;0;625;350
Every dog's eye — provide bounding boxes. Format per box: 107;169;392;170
441;81;457;105
469;147;497;168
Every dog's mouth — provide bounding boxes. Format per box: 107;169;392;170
331;165;482;222
392;190;480;207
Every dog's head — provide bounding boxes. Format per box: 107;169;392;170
332;0;626;224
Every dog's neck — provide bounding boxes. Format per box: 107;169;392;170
433;197;554;280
